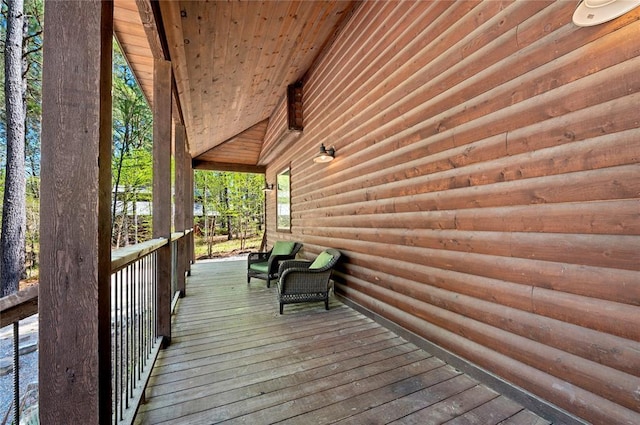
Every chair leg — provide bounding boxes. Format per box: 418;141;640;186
325;297;329;310
279;303;284;315
267;278;271;288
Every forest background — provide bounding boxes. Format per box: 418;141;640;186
0;0;264;296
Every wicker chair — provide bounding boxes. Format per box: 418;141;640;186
247;241;303;288
277;249;341;314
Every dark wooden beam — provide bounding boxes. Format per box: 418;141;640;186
135;0;186;127
39;1;113;423
134;0;162;60
184;131;194;272
287;81;304;131
98;2;114;420
174;124;185;226
174;123;187;296
188;166;195;268
153;58;172;346
192;159;267;174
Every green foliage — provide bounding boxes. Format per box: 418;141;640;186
194;235;261;259
111;42;153;247
194;170;265;255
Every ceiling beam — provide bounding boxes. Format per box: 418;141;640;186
135;0;186;131
192;160;266;174
135;0;165;59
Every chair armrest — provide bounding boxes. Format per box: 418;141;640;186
248;251;270;265
267;253;300;275
269;252;299;263
279;267;332;294
278;260;311;275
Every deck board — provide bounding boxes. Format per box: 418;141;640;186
134;258;550;425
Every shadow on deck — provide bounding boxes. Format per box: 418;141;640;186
134;258;550;425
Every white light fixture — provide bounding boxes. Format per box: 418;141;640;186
262;182;273;192
313;143;336;163
573;0;640;26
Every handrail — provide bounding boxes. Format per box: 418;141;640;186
0;234;187;324
111;238;168;273
170;228;192;242
111;230;192;425
0;284;39;425
0;229;195;425
0;284;38;328
111;229;192;272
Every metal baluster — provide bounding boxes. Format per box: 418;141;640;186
138;256;143;380
144;254;149;361
135;258;140;384
119;268;124;420
126;264;131;408
141;255;147;371
130;262;135;398
13;322;19;425
113;272;119;423
152;252;157;338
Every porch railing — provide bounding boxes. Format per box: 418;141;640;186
111;238;164;425
0;229;193;425
0;285;39;425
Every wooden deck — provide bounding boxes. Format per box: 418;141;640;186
134;258;550;425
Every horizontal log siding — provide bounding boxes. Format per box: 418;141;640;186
265;2;640;423
260;94;287;164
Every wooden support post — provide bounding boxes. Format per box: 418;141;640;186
153;59;172;346
39;1;113;423
188;166;195;272
174;123;187;296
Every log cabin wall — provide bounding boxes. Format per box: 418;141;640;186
264;2;640;423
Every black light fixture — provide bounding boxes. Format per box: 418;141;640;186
263;182;274;192
573;0;640;26
313;143;336;163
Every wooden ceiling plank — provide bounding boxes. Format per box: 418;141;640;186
123;53;153;65
253;1;307;118
158;1;194;151
119;0;358;163
182;2;211;150
114;42;150;57
218;2;260;143
112;31;152;48
114;10;145;25
114;0;155;106
240;2;276;126
267;3;323;90
196;119;267;166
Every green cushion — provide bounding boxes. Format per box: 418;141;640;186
271;241;296;256
249;262;269;273
309;251;334;270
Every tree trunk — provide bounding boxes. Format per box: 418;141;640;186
239;216;246;250
133;193;138;244
224;187;232;240
207;216;215;257
122;207;129;246
115;216;123;249
111;128;128;235
1;0;26;296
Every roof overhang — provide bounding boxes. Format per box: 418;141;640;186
113;0;359;172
